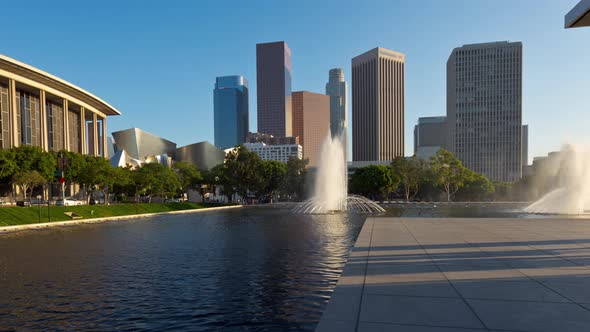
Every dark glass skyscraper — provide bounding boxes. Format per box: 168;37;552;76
214;75;249;149
256;41;292;137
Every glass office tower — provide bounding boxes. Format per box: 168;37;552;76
214;75;249;150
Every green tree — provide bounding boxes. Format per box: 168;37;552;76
257;160;287;202
77;155;117;204
12;170;46;201
350;165;399;200
134;163;180;203
391;156;423;201
0;148;17;181
13;146;56;180
224;146;264;200
456;169;495;201
282;157;309;201
173;161;202;198
430;149;468;201
209;164;234;202
61;150;88;186
111;166;134;202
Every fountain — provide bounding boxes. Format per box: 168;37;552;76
293;134;385;214
525;145;590;215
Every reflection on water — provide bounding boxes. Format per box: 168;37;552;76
0;208;365;331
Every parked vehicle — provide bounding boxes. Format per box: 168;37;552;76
55;198;83;206
164;198;181;203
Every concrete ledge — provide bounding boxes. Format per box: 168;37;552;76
0;205;242;234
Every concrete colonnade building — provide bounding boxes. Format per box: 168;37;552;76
256;41;292;138
0;54;120;156
352;47;405;161
447;41;523;182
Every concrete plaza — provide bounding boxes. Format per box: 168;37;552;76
317;217;590;331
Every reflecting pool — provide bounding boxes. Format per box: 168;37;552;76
0;208;365;331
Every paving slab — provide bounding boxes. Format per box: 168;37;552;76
316;217;590;332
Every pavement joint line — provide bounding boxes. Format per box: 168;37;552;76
354;217;374;332
457;224;590;313
357;320;491;331
399;218;490;330
360;292;581;304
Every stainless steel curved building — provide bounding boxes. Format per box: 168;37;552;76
0;55;120;156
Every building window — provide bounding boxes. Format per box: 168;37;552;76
47;101;64;151
0;84;10;148
17;90;41;147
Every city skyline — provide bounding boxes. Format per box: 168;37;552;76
1;0;587;160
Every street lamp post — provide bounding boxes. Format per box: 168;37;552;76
36;194;41;223
47;183;51;223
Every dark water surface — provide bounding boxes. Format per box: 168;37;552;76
0;208;365;331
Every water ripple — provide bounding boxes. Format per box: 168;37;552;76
0;208;365;331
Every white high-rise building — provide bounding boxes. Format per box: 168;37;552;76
325;68;348;139
447;41;523;182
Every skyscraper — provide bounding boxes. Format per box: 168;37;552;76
292;91;330;167
414;116;448;160
522;124;529;167
256;41;292;137
325;68;348;139
214;75;249;149
352;47;405;161
447;41;523;182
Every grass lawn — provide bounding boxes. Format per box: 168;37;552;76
0;202;224;227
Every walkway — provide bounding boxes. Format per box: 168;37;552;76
316;217;590;331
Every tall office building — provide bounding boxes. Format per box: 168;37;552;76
522;124;528;167
256;41;292;137
352;47;405;161
447;41;523;182
214;75;249;149
292;91;330;167
325;68;348;139
414;116;448;160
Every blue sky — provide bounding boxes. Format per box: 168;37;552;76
1;0;588;160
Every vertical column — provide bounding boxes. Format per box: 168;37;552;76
92;113;98;157
40;90;48;151
102;117;107;158
80;107;86;155
8;79;19;147
63;99;69;151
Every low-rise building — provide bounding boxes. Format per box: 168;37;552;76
413;116;448;160
246;132;300;145
243;142;302;163
175;141;225;171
